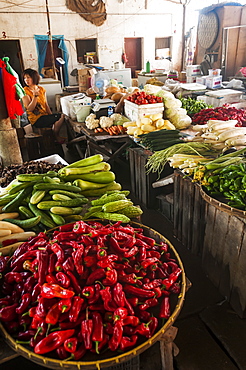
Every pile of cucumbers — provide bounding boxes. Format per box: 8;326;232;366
0;154;143;232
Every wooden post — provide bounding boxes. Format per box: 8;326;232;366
0;68;23;166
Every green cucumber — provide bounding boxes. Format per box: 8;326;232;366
37;198;86;210
3;216;41;229
29;203;56;229
49;189;87;199
52;194;72;201
58;154;103;172
30;190;46;205
2;187;33;212
16;173;57;182
0;193;16;206
19;205;35;219
48;212;66;226
50;206;83;215
64;215;83;222
34;183;82;192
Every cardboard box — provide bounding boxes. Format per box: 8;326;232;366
186;76;197;83
196;76;208;85
124;100;164;122
205;76;222;89
186;65;201;77
78;68;94;92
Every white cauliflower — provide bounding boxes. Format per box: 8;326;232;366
99;116;114;128
85;113;99;130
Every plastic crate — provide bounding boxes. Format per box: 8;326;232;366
124;100;164;122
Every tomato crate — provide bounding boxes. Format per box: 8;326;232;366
124;100;164;122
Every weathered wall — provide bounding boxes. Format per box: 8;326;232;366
0;0;185;85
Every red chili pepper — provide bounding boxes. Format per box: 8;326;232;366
30;315;43;329
119;334;138;351
139;297;158;310
143;279;162;290
103;268;117;286
41;283;75;299
97;248;107;260
97;255;118;268
78;235;94;248
124;246;138;258
56;345;69;359
59;223;75;232
31;283;41;302
108;320;123;351
118;271;142;285
10;250;37;270
16;292;31;315
170;282;181;294
127;297;139;307
91;333;109;354
72;247;84;274
64;337;78;353
73;220;90;234
162;268;182;290
81;318;93;350
92;312;103;354
82;285;94;299
62;256;75;272
23;275;36;293
123;284;155;298
37;250;49;285
34;329;75;354
48;253;56;274
46;274;58;284
122;316;139;326
0;297;12;308
135;233;155;247
4;271;22;284
58;298;72;313
100;286;117;311
109;236;129;254
104;321;114;335
0;303;18;321
135;321;151;338
0;255;10;273
56;272;70;288
54;232;76;242
45;302;61;325
69;296;84;322
59;314;85;330
17;329;36;341
66;270;81;295
149;316;158;337
135;308;151;322
84;255;97;268
113;307;128;322
88;283;101;304
159;296;170;319
112;282;125;307
85;268;105;286
88;304;105;311
153;287;162;298
141;257;159;270
68;343;86;360
50;243;65;271
123;325;137;336
123;295;135;316
146;250;161;259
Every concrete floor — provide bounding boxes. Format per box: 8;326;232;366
1;144;246;369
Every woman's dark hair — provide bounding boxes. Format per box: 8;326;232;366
23;68;40;85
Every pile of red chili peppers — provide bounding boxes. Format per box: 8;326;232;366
0;220;182;360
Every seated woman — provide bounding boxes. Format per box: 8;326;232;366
22;68;66;143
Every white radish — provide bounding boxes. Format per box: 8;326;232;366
225;135;246;147
209;120;238;132
217;128;246;142
0;221;24;233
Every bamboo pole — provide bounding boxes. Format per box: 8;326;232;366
45;0;57;80
0;70;23;166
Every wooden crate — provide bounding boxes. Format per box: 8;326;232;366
173;171;206;255
128;147;162;208
173;171;246;318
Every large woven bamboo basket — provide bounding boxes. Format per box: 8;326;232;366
200;186;246;218
0;221;186;370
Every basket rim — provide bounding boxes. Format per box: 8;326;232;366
0;221;186;370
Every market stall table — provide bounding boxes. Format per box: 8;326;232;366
78;120;133;168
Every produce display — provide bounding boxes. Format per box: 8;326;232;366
146;142;219;176
179;97;212;116
0;220;182;359
0;155;144;242
85;113;128;135
0;161;65;188
143;85;192;129
190;119;246;151
138;129;187;151
124;114;176;138
192;105;246;126
126;90;163;105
